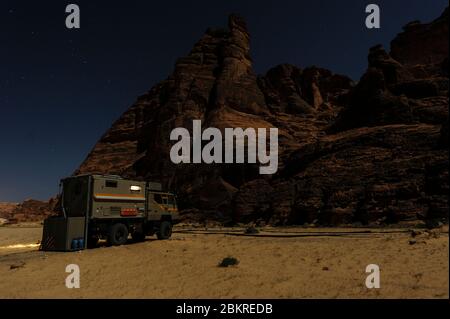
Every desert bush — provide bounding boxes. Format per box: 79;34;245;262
218;257;239;267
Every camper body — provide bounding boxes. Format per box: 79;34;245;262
41;174;179;251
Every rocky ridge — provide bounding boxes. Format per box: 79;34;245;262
26;10;449;226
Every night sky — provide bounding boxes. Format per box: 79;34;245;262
1;0;448;202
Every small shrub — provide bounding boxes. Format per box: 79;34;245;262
218;257;239;267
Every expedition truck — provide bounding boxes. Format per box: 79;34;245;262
41;174;179;251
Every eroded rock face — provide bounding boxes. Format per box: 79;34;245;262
257;64;353;115
391;8;449;69
278;124;447;225
0;202;18;221
0;199;57;223
75;14;352;221
330;8;449;133
75;9;448;226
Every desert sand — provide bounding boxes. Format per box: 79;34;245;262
0;224;448;299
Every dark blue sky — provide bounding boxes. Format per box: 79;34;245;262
0;0;448;202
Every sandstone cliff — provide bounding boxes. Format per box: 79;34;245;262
74;10;448;226
0;199;57;224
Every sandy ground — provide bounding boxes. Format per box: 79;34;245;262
0;224;448;299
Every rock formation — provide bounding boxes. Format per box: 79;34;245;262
0;202;18;223
74;9;448;226
0;199;57;224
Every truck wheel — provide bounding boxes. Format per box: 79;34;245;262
132;231;146;242
156;221;172;240
107;223;129;246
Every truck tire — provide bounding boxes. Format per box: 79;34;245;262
107;223;129;246
132;231;146;242
156;221;172;240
